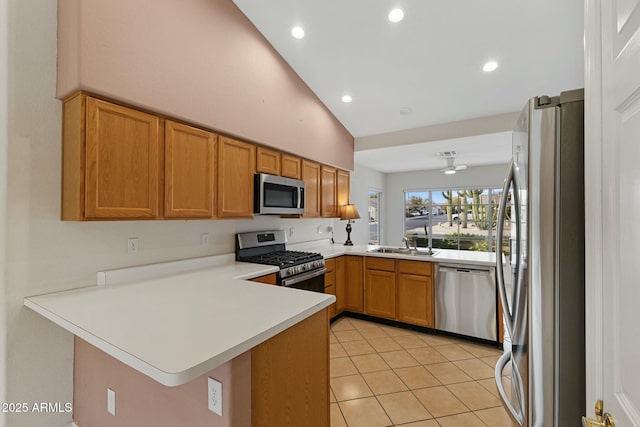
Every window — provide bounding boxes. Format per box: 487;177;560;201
368;190;382;245
404;188;511;254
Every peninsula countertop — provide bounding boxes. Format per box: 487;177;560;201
24;258;335;387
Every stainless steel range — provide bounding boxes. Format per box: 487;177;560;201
236;230;326;292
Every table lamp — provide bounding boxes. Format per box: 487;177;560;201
340;204;360;246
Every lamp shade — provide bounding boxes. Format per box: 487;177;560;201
340;204;361;220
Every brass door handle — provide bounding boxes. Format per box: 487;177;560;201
583;400;615;427
582;414;615;427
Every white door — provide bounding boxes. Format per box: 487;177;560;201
585;0;640;424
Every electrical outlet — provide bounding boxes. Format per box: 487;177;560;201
127;238;139;254
207;377;222;415
200;233;209;246
289;227;294;237
317;226;323;234
107;388;116;416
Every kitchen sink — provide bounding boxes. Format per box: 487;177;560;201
368;247;412;254
367;247;438;257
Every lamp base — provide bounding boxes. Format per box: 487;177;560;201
344;222;354;246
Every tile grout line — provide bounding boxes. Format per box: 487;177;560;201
331;318;504;427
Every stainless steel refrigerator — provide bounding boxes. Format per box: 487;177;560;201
495;89;585;426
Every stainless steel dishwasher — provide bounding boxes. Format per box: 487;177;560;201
434;264;497;341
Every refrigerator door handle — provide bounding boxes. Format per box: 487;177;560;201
495;351;524;426
496;160;521;338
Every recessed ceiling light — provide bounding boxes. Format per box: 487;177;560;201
291;26;305;39
341;95;352;103
444;169;457;175
388;8;404;23
483;61;498;72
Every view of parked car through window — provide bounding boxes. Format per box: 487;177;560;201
404;188;511;254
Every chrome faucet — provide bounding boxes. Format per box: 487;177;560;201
402;236;411;249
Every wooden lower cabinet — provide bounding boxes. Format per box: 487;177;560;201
250;273;277;285
344;256;364;312
324;258;337;318
365;268;396;319
252;309;329;427
335;256;346;314
397;273;434;327
397;260;434;327
364;257;396;319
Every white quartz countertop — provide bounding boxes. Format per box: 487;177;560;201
289;241;498;267
24;260;334;387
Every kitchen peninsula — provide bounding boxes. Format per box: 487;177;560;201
25;256;334;427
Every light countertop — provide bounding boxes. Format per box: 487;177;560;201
289;241;498;267
24;241;494;387
25;260;334;387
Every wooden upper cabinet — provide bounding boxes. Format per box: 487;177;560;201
337;169;350;209
217;136;256;218
83;96;160;219
256;146;281;176
301;160;321;218
321;165;337;218
164;121;216;218
281;154;301;179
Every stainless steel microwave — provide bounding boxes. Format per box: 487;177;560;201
254;173;305;215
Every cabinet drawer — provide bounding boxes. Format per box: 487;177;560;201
366;257;395;272
325;258;336;272
397;260;432;276
325;271;335;287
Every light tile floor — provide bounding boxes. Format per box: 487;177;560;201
330;317;514;427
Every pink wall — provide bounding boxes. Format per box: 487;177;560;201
73;337;251;427
57;0;354;170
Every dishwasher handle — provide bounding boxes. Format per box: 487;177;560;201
438;265;491;276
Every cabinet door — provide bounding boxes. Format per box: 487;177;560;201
256;146;281;176
217;136;256;218
321;165;337;218
251;273;277;285
85;97;160;219
337;169;350;209
281;154;301;179
301;160;321;218
397;273;434;327
335;256;346;314
344;256;363;312
164;121;216;218
365;269;396;320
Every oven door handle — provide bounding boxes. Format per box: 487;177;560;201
281;267;327;287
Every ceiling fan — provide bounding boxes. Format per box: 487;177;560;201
439;154;468;175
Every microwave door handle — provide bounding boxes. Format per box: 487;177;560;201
299;187;305;209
